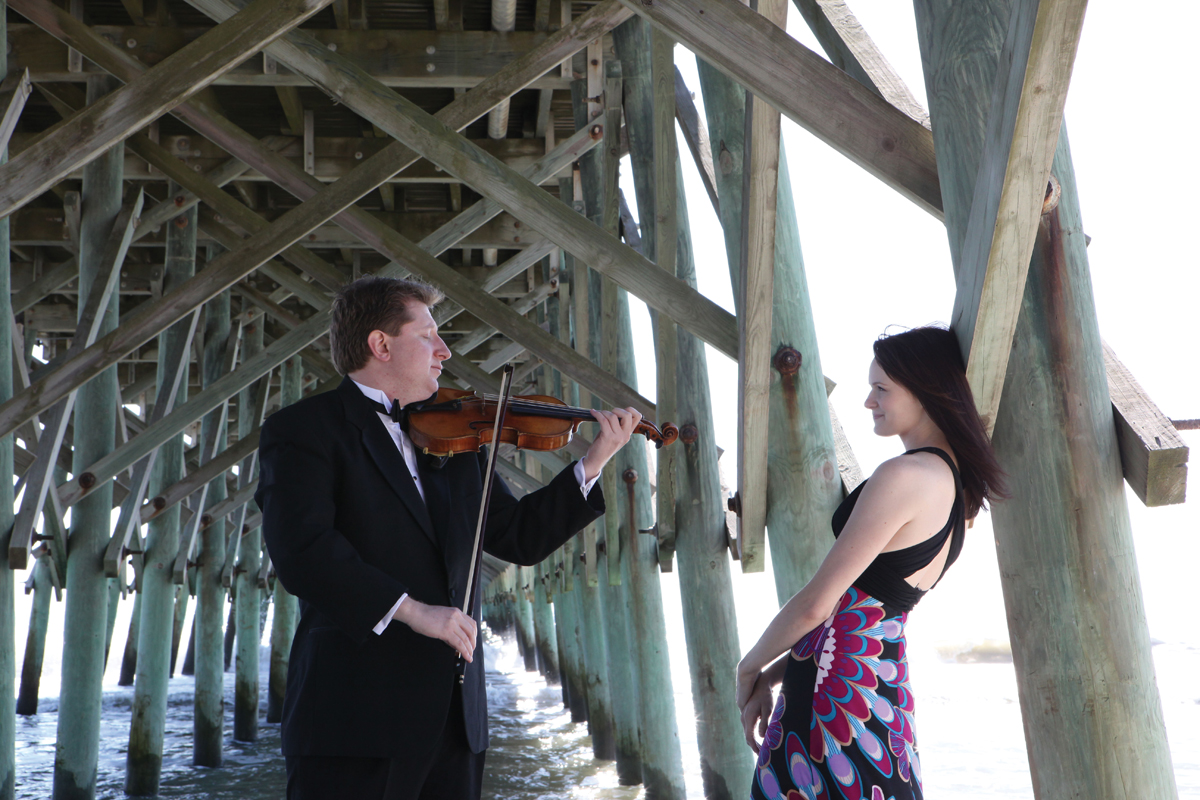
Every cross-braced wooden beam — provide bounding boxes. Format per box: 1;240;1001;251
0;0;627;439
618;0;941;217
951;0;1087;432
186;0;739;361
0;0;335;217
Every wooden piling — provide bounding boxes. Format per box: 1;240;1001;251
573;68;645;785
914;2;1176;793
532;558;560;683
612;290;687;800
16;558;51;717
695;61;842;601
169;585;188;677
53;74;122;800
103;578;120;671
555;540;589;722
126;182;197;795
117;592;141;686
266;355;301;724
194;263;232;768
574;522;617;760
181;621;196;676
671;156;752;799
514;566;539;672
234;326;265;743
0;5;14;789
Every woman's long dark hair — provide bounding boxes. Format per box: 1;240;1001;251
873;326;1008;519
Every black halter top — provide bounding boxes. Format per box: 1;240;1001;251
831;447;966;612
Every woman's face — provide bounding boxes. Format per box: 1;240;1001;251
864;359;926;437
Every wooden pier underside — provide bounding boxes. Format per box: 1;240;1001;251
0;0;1190;797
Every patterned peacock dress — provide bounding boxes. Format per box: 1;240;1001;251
750;448;965;800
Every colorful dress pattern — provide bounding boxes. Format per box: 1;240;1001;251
752;587;919;800
750;448;965;800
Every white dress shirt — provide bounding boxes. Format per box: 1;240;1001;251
351;379;598;635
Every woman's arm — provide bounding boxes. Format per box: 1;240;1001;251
736;456;935;708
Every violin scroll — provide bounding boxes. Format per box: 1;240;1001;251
638;421;679;449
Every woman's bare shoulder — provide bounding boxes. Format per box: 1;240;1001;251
867;451;955;498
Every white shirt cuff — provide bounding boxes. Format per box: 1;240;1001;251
373;593;408;635
574;459;599;498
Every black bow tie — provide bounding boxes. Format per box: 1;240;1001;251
369;391;438;433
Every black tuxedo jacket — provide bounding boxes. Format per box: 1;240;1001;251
255;377;603;758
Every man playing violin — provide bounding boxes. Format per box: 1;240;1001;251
256;276;642;800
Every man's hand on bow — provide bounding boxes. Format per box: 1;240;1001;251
579;407;643;483
393;598;477;661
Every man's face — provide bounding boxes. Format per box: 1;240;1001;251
376;300;451;406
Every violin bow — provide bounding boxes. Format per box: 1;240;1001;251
457;364;515;683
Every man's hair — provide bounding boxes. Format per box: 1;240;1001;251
329;276;444;375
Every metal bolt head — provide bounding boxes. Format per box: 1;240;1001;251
426;63;436;72
354;151;363;159
328;42;338;51
425;45;436;55
680;423;699;444
79;472;97;490
126;38;137;49
623;468;638;484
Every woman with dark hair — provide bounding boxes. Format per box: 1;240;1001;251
739;325;1006;800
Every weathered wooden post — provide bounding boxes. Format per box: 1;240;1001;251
914;1;1178;795
575;521;618;760
0;1;14;788
53;74;122;800
234;325;265;743
126;181;197;796
612;289;687;800
514;566;538;672
16;558;51;717
118;591;141;686
195;280;232;766
695;60;842;601
572;67;646;786
169;584;188;677
615;25;749;796
532;557;560;682
267;355;302;723
672;156;753;798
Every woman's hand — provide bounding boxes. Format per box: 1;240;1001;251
740;674;775;753
736;660;761;710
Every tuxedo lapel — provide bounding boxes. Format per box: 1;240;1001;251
338;379;438;546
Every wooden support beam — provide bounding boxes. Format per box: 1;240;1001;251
0;0;336;217
275;86;305;135
59;314;316;510
0;68;33;154
651;27;679;571
673;65;719;216
102;309;201;576
0;0;632;439
8;190;144;570
10;25;574;89
952;0;1087;433
734;0;785;574
619;0;941;217
790;0;928;126
1104;342;1189;507
142;426;260;525
187;0;737;360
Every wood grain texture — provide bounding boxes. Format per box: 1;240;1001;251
673;65;719;215
953;0;1088;433
0;0;631;439
0;0;334;216
188;0;737;359
1103;341;1188;506
623;0;941;217
734;0;785;574
651;26;680;573
790;0;928;126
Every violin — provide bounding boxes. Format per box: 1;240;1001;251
406;388;679;457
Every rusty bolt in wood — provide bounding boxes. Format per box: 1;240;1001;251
773;345;802;375
680;423;699;445
78;472;97;490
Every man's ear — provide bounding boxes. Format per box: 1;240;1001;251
366;330;390;362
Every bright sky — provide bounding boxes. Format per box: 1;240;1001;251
619;0;1199;661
